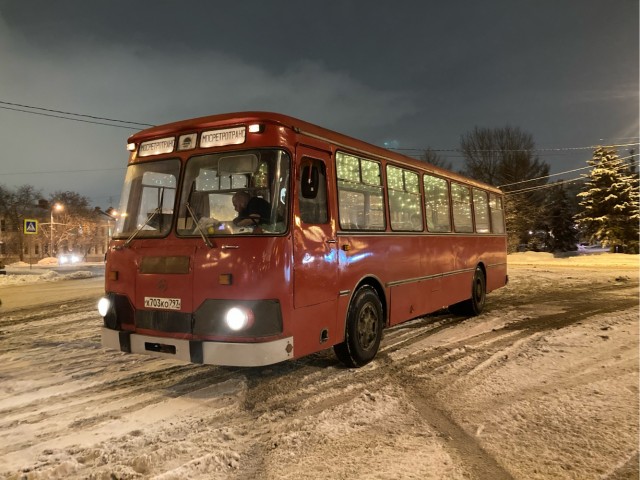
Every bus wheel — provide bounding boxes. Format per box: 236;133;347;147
449;266;486;317
334;286;383;368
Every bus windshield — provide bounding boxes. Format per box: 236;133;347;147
177;149;290;236
113;158;180;239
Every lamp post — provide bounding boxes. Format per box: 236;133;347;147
50;203;63;257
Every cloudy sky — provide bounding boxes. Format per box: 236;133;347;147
0;0;637;208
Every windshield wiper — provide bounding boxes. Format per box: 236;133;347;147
120;207;161;248
185;202;214;248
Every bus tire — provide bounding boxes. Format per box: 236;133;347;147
449;266;486;317
334;286;384;368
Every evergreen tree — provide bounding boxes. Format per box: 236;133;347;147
575;146;639;253
545;183;578;252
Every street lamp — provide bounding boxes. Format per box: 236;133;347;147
50;203;63;257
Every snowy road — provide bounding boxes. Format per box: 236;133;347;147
0;255;638;479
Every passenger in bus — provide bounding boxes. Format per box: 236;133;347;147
232;191;271;226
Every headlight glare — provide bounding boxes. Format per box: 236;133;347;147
225;307;254;331
98;297;111;317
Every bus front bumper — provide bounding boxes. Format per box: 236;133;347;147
101;328;294;367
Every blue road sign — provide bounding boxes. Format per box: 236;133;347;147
24;219;38;234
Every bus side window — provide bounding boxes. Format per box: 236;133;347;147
424;174;451;232
451;182;473;233
472;188;490;233
298;159;328;224
489;194;505;233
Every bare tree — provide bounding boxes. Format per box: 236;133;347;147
460;126;549;188
460;126;551;251
0;184;44;261
420;148;453;171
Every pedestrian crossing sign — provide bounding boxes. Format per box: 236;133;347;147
24;219;38;235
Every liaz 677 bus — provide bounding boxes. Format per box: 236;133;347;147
99;112;507;367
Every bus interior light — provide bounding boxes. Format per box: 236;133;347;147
248;124;264;133
126;143;136;151
225;307;254;331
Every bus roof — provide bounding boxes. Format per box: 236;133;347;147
128;111;502;194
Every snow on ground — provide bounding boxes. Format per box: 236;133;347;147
0;270;93;285
508;251;638;268
0;252;637;479
0;260;101;286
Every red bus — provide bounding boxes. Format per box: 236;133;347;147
99;112;507;367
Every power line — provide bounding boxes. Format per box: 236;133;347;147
505;159;640;196
499;153;640;188
0;167;125;176
3;99;638;154
391;142;640;154
0;100;155;130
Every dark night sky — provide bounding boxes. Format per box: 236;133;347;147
0;0;637;207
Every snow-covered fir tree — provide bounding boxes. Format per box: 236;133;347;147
574;146;639;253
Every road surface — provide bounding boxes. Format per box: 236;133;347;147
0;259;637;479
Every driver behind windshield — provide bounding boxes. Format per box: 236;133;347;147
231;191;271;226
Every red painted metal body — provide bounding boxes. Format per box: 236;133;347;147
103;112;507;365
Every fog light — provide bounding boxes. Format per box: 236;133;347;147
97;297;111;317
225;307;254;331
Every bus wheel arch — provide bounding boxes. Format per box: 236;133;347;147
334;278;386;368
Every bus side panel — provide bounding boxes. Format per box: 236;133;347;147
486;262;508;292
105;245;137;300
388;280;437;326
485;236;508;293
289;301;338;359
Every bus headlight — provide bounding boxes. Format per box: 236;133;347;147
225;307;254;331
98;297;112;317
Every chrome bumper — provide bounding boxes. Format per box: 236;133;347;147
101;328;294;367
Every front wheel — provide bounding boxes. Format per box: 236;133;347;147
449;266;486;317
334;286;384;368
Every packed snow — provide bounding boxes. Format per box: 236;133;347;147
0;252;637;479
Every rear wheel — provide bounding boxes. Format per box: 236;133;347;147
449;266;486;317
334;286;384;367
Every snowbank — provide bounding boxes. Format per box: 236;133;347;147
0;270;93;286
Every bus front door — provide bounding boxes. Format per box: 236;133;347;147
292;151;338;351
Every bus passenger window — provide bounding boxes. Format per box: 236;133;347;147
451;183;473;233
489;194;505;233
424;174;451;232
336;152;385;231
298;159;328;224
387;166;423;231
472;189;490;233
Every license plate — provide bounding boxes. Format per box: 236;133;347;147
144;297;181;310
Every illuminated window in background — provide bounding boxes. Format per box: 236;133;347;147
451;182;473;232
336;152;385;230
473;189;490;233
489;194;505;233
387;166;423;231
424;174;451;232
